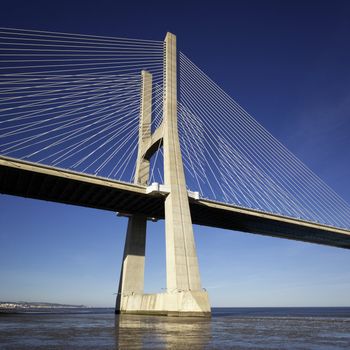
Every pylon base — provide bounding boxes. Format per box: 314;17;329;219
115;290;211;317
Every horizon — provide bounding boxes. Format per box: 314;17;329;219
2;300;350;309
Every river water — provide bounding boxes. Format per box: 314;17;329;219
1;307;350;349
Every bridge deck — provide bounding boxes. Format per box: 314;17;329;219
1;156;350;249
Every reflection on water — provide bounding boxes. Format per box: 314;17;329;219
116;314;211;349
1;308;350;349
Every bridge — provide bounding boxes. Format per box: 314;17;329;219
1;28;349;316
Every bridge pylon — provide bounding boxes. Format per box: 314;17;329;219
115;32;211;317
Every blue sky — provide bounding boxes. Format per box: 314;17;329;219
1;0;350;307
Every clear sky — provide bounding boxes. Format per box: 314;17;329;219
0;0;350;307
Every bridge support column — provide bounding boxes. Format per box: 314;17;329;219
162;32;210;315
116;33;210;317
115;71;151;313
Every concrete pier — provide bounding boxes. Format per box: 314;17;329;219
116;33;210;317
115;71;152;312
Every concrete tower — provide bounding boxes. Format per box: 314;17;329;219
116;33;210;317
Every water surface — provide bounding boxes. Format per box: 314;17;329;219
1;307;350;349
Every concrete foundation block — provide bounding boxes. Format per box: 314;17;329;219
117;290;211;317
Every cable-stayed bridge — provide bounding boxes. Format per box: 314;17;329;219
0;28;349;316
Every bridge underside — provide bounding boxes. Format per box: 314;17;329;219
1;156;350;249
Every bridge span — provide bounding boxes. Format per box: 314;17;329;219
2;155;349;250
